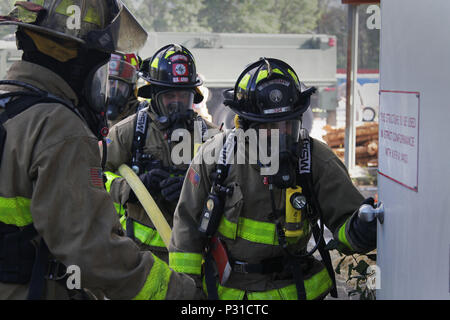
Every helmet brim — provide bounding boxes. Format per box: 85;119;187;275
139;77;203;89
0;3;147;54
228;103;310;123
0;21;86;45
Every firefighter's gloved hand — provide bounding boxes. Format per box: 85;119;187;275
349;197;377;251
128;169;171;203
160;176;184;202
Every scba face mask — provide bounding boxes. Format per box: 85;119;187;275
256;120;301;189
155;89;196;131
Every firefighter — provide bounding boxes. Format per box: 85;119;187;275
104;44;216;262
169;58;378;300
107;53;148;127
0;0;199;300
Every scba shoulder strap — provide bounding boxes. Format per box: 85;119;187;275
0;80;81;167
296;129;338;298
131;106;152;175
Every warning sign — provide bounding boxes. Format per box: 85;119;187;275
378;90;420;191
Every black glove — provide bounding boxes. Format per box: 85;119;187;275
128;169;170;203
349;197;377;251
159;176;184;202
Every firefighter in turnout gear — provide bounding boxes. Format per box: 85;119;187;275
107;53;148;127
169;58;378;300
0;0;200;300
104;44;215;262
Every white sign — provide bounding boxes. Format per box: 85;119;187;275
378;91;420;191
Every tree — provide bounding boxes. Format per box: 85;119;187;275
122;0;209;32
199;0;319;34
273;0;320;34
315;0;380;69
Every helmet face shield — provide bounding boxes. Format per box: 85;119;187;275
0;0;148;54
87;1;148;53
86;62;109;114
156;89;194;117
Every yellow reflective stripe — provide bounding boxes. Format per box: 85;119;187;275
0;196;32;227
304;267;333;300
218;216;278;245
169;252;203;275
208;267;332;300
55;0;74;16
164;50;175;59
288;69;299;85
202;278;245;300
17;6;39;23
218;216;237;240
104;171;121;193
238;74;251;90
84;7;101;26
104;171;125;215
151;58;159;69
237;217;278;245
120;216;166;248
338;220;353;250
256;70;268;84
256;68;284;84
114;203;124;216
133;253;172;300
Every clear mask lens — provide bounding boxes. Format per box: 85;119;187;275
156;90;195;116
256;120;301;152
108;79;131;101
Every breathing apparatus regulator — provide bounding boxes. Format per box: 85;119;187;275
137;44;204;135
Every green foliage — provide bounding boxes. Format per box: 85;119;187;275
124;0;319;34
274;0;320;34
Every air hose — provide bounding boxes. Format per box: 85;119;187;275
118;164;172;249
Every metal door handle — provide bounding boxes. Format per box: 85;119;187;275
358;202;384;224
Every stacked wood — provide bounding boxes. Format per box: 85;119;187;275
322;123;379;167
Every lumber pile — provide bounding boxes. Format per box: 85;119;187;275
322;122;379;167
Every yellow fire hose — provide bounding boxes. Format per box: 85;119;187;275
118;164;172;249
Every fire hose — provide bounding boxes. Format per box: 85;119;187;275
118;164;172;249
